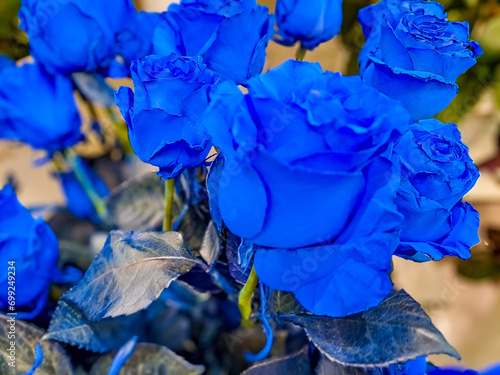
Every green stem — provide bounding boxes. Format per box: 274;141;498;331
51;153;66;172
163;179;175;232
238;266;259;328
106;108;134;155
64;149;108;223
295;44;307;61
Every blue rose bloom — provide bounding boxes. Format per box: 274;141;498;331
367;357;428;375
358;0;483;120
0;55;14;70
57;158;109;221
394;119;480;262
480;364;500;375
428;363;500;375
205;60;412;316
394;357;428;375
429;370;478;375
116;54;220;179
0;185;59;316
372;358;498;375
19;0;137;75
116;11;163;68
0;62;83;153
275;0;343;50
153;0;273;84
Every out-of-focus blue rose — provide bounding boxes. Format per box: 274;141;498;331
116;11;163;67
0;61;83;153
479;363;500;375
0;55;14;70
394;119;480;262
153;0;273;84
57;158;109;221
358;0;482;120
116;54;220;179
205;60;412;316
19;0;137;75
275;0;343;50
0;185;58;314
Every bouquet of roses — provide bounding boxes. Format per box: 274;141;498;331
0;0;496;374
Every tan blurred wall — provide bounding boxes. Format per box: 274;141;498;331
138;0;174;12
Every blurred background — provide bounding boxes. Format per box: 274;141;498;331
1;0;500;369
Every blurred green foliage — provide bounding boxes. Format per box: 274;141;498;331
0;0;28;59
438;1;500;122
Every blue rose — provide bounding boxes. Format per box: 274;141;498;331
394;119;480;262
0;61;83;153
428;363;500;375
116;11;163;67
205;60;412;316
368;357;427;375
0;185;59;315
57;157;109;221
429;370;479;375
358;0;482;121
153;0;273;84
275;0;343;50
371;357;496;375
0;55;14;70
19;0;137;74
116;54;220;179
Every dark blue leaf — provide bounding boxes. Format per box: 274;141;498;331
44;299;146;353
178;265;223;293
178;262;238;296
267;289;305;316
105;173;211;252
105;173;165;232
237;239;255;273
281;290;460;367
226;233;254;284
178;168;205;206
207;154;225;233
175;189;212;253
200;221;222;268
242;347;313;375
89;343;205;375
209;264;238;296
62;231;202;321
0;314;72;373
315;353;367;375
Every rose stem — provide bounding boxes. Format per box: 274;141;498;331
163;179;175;231
51;153;65;172
238;265;259;328
295;44;307;61
64;149;109;223
105;107;134;155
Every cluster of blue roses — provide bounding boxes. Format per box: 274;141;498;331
117;0;483;317
0;0;488;371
